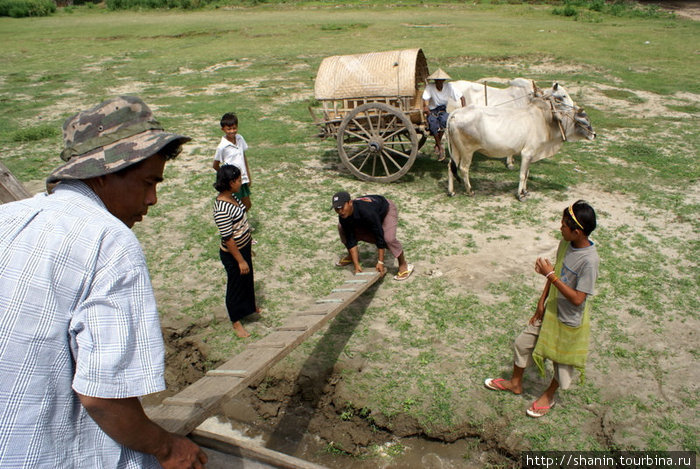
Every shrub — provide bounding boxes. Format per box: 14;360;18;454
0;0;55;17
106;0;216;9
588;0;604;11
551;0;672;20
11;125;59;142
552;4;577;17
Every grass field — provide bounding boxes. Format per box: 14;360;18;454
1;1;698;464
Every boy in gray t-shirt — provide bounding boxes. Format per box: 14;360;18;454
557;242;599;327
484;200;599;418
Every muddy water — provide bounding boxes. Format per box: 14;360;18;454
197;416;510;468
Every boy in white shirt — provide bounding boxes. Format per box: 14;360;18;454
213;112;253;212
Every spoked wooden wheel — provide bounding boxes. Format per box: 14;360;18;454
337;102;418;182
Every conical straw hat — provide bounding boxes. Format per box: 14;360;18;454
427;68;452;81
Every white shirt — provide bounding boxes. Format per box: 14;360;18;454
214;134;249;184
0;181;165;468
422;82;463;109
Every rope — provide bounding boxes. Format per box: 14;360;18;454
547;97;569;141
490;93;533;107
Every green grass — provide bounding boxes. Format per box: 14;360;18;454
1;0;698;462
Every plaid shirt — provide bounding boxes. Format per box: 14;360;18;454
0;181;165;468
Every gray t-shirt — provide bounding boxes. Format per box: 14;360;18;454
556;242;600;326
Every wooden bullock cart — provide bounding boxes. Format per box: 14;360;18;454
310;48;430;182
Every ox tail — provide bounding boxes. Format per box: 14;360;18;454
444;114;459;179
449;159;458;179
445;113;454;163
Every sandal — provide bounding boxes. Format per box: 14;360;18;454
335;256;353;267
526;400;556;418
393;264;414;281
484;378;518;394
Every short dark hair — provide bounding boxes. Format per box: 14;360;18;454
214;164;241;192
158;140;184;161
112;141;182;178
563;200;597;236
220;112;238;128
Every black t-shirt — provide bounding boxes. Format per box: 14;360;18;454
339;195;389;249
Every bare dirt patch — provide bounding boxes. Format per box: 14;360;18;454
568;83;700;119
640;0;700;21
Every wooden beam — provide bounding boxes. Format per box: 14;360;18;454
146;271;382;436
191;429;328;469
0;162;31;203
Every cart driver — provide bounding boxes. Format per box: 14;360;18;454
422;68;466;161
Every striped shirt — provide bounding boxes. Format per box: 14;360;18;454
0;181;165;468
213;197;251;249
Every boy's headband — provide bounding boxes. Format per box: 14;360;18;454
568;205;585;231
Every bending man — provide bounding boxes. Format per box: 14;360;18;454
332;191;414;281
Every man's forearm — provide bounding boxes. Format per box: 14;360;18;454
78;395;171;459
78;394;207;468
376;247;385;263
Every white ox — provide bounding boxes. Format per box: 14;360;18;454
449;79;574;111
446;97;595;200
447;80;575;169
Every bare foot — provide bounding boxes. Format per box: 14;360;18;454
254;307;262;315
484;378;522;394
434;145;445;161
232;321;250;338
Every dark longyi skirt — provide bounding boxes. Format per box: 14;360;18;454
219;243;257;323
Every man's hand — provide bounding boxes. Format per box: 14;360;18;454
78;395;208;469
375;262;386;276
158;434;208;469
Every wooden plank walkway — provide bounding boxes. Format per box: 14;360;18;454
146;271;382;436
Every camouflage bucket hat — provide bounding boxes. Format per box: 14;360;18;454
47;95;191;183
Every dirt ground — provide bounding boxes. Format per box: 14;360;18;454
188;189;692;467
152;106;698;467
0;2;694;467
141;3;699;465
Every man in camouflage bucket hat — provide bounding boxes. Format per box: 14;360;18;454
48;95;189;184
0;96;208;468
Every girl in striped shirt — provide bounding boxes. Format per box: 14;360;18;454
213;165;259;337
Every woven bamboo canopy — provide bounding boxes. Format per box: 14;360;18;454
314;48;429;100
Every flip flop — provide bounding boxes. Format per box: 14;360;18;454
335;256;353;267
526;400;556;418
484;378;512;392
393;264;414;281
